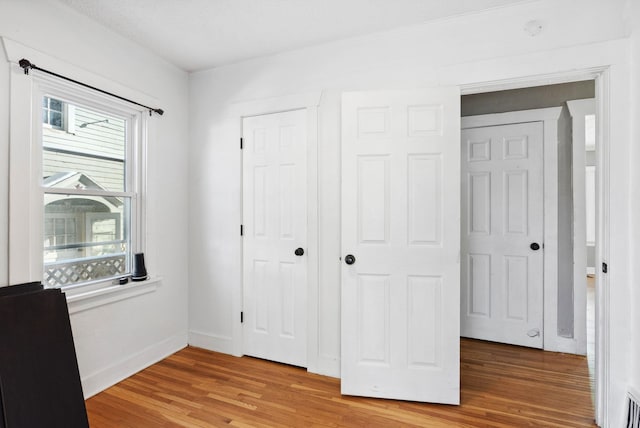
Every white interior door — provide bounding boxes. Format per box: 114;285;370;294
461;122;544;348
242;109;307;367
341;89;461;404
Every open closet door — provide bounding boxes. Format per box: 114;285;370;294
341;88;461;404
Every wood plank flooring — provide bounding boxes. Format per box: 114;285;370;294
85;339;596;427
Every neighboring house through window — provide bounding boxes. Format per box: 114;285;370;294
41;95;138;288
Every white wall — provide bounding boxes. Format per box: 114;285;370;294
189;0;634;426
0;0;190;397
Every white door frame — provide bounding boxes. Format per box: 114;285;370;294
232;92;321;372
461;68;609;427
462;107;562;352
567;97;596;358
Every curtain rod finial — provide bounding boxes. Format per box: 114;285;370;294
18;58;32;75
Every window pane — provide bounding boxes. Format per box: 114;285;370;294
585;166;596;245
585;114;595;150
42;97;126;192
43;194;131;287
50;112;62;128
49;98;62;111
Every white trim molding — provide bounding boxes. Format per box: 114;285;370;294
188;330;235;356
66;277;162;315
593;69;610;428
228;92;322;119
567;98;596;358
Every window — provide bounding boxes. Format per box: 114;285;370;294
37;88;144;289
43;96;65;129
585;114;596;151
585;113;596;246
6;46;152;299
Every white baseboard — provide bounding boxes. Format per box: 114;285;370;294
188;330;237;356
308;354;340;379
81;332;187;399
188;330;341;378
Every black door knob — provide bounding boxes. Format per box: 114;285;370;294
295;248;304;256
345;254;356;265
530;242;540;251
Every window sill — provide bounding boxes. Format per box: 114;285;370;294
65;276;161;315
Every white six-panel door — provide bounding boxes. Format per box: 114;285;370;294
242;109;307;367
341;89;461;404
461;122;544;348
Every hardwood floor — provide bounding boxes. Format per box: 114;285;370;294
86;339;595;427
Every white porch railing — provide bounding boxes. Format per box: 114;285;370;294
44;253;127;287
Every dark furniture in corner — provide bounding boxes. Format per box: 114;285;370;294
0;282;89;428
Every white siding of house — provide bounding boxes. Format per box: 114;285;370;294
43;104;126;192
43;152;124;192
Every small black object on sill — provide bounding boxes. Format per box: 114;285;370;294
132;253;148;282
115;276;129;285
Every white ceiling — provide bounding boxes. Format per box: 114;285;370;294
56;0;531;72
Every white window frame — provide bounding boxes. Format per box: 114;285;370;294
8;67;148;298
39;83;140;289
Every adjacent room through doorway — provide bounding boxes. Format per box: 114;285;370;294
460;80;598;403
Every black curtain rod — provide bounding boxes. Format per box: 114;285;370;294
18;58;164;116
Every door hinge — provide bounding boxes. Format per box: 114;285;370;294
240;137;243;149
240;225;244;236
602;262;608;273
241;311;244;323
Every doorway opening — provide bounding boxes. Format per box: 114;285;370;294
460;79;600;414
